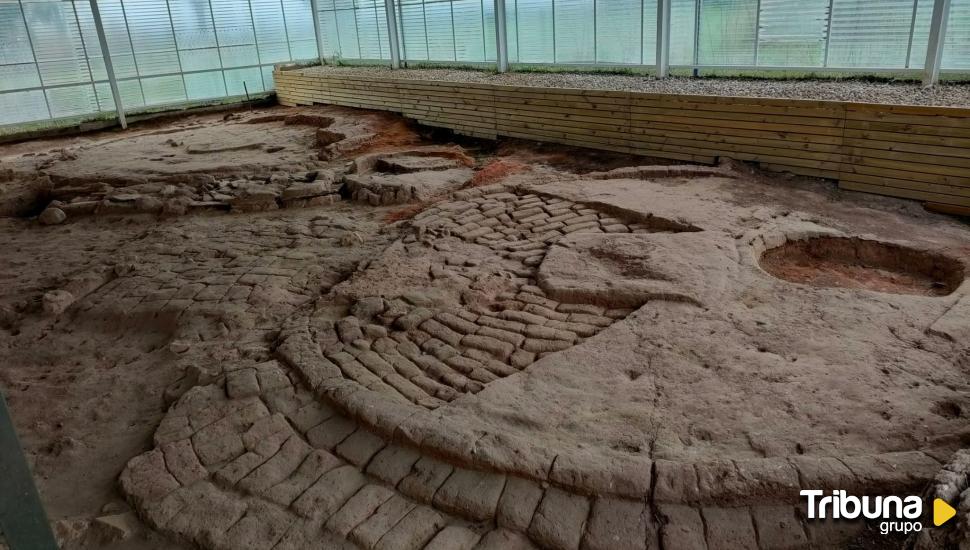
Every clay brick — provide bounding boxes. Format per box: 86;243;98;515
262;449;342;506
306;416;357;450
326;485;394;537
433;468;506;521
239;436;311;494
582;498;650;550
398;456;454;504
350;495;415;549
701;507;757;550
425;525;481;550
658;505;706;550
291;465;367;519
750;505;809;549
497;477;544;531
374;506;446;550
366;445;422;485
529;488;590;550
335;429;386;467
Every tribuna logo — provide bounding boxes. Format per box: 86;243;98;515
800;490;923;535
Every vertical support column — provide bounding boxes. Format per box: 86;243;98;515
384;0;401;68
656;0;671;77
822;0;834;67
495;0;509;72
311;0;325;63
89;0;127;129
923;0;951;86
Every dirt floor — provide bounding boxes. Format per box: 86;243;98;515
1;103;969;550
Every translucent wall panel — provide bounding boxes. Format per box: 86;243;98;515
555;0;594;62
827;0;915;67
697;0;757;65
394;0;493;62
757;0;828;66
514;0;554;61
595;0;651;64
670;0;698;63
943;0;970;68
3;0;318;129
316;0;390;59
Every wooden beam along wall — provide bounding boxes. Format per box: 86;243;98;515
274;67;970;209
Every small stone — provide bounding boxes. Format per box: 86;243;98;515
39;207;66;225
40;289;75;316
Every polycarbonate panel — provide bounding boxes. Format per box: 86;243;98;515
697;0;757;65
23;1;91;86
943;0;969;68
3;0;317;129
669;0;697;64
555;0;594;62
184;69;226;99
0;89;49;125
224;66;263;94
515;0;554;61
596;0;645;64
399;0;430;59
907;0;932;68
282;0;317;58
425;0;456;60
827;0;914;67
757;0;828;66
453;0;486;60
251;0;289;62
122;0;181;76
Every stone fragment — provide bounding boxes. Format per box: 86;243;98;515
42;290;75;316
39;206;66;225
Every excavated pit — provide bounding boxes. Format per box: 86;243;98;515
760;236;965;296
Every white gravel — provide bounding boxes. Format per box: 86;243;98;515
299;65;970;107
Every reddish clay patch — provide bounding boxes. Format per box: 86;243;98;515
760;237;964;296
383;201;429;223
468;159;531;187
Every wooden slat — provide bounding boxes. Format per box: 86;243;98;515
273;69;970;209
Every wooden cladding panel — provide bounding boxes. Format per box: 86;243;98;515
275;68;970;208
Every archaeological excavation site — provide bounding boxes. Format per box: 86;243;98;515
2;2;970;549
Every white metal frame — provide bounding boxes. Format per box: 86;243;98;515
923;0;952;86
3;0;965;131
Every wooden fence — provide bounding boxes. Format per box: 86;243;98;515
275;67;970;210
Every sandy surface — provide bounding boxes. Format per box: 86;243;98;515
1;102;969;549
299;65;970;106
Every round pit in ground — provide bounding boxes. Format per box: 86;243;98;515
759;236;964;296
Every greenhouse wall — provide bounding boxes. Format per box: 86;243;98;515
1;0;968;131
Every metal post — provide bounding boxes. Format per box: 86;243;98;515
753;0;761;65
89;0;127;129
311;0;325;62
822;0;834;67
384;0;401;67
495;0;509;71
904;0;919;67
656;0;671;77
923;0;951;86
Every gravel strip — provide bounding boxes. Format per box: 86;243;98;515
298;65;970;107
